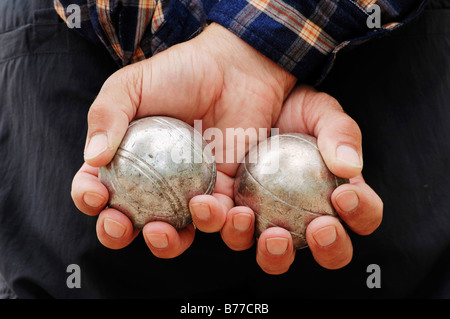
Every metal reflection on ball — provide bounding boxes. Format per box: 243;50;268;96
99;116;216;230
234;133;348;249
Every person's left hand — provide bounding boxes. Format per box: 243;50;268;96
220;84;383;274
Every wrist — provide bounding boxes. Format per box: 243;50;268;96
195;23;297;101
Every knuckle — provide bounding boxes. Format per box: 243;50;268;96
87;103;109;126
119;65;143;109
318;250;352;269
362;211;383;235
311;92;343;113
226;242;253;252
258;260;291;275
312;96;362;146
352;219;379;236
357;192;383;235
333;114;362;139
342;205;382;236
224;236;254;251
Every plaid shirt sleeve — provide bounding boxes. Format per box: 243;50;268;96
54;0;429;84
54;0;212;66
207;0;429;84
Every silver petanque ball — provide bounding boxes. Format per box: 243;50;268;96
234;133;348;249
99;116;216;230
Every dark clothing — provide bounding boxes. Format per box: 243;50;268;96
1;0;450;298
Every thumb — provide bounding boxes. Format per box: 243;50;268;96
82;40;217;167
83;64;143;167
276;85;363;179
314;98;363;179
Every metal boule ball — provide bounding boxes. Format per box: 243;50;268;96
234;133;348;249
99;116;216;230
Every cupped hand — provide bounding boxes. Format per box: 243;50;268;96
226;84;383;274
71;22;296;257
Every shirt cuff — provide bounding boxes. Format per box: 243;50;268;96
208;0;429;85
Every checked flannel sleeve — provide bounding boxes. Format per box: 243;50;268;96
54;0;429;84
207;0;429;84
54;0;213;66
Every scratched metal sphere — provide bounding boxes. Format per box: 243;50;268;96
99;116;216;230
234;133;348;249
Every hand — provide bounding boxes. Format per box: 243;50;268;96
71;23;297;256
222;84;383;274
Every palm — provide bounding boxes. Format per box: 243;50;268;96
130;39;287;191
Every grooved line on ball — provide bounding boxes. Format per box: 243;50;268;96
205;160;216;195
108;159;177;220
116;148;183;217
152;116;216;195
153;117;212;172
282;134;318;150
130;117;215;177
243;163;325;218
107;161;147;218
154;117;216;183
235;191;307;241
281;134;343;192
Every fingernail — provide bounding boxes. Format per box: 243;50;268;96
191;203;210;221
336;191;359;212
336;145;362;168
84;133;108;160
83;192;105;208
233;213;252;232
146;233;169;249
313;226;337;247
266;237;288;255
104;218;126;239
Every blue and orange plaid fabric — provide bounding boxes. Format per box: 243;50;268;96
54;0;428;84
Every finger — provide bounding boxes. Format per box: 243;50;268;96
220;206;255;251
306;215;353;269
256;227;296;275
96;208;140;250
316;112;363;179
71;163;109;216
142;222;196;259
83;64;143;167
275;85;363;179
188;170;234;232
189;193;232;233
84;43;223;168
332;174;383;235
211;170;234;199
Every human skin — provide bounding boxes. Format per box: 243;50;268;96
71;23;383;274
